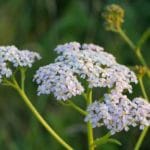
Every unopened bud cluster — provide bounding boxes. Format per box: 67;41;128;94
102;4;124;32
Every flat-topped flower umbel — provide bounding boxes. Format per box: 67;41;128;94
34;42;150;135
34;42;137;100
0;45;41;83
34;62;84;100
85;92;150;135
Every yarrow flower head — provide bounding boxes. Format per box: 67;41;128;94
55;42;137;92
132;97;150;129
34;41;150;134
54;42;81;54
34;42;137;101
102;4;124;32
0;61;12;83
85;92;150;135
0;45;41;83
33;62;84;100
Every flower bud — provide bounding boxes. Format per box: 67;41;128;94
102;4;124;32
135;66;147;77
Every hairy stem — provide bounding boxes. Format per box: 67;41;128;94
12;80;73;150
134;76;149;150
86;89;94;150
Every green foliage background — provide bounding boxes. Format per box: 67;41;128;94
0;0;149;149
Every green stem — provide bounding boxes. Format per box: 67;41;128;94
111;25;149;150
59;101;87;116
68;101;87;116
20;68;26;91
93;133;111;147
136;50;148;67
13;81;73;150
118;28;135;50
118;29;148;67
3;78;16;88
134;127;149;150
137;28;150;49
134;76;149;150
86;89;94;150
138;76;148;100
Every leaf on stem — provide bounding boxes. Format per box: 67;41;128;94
93;133;121;148
107;138;122;146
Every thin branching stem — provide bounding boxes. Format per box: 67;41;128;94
86;89;94;150
118;28;135;50
5;77;74;150
138;76;148;100
117;28;149;150
20;68;26;91
118;29;148;67
134;76;149;150
59;100;87;116
134;127;149;150
68;101;87;116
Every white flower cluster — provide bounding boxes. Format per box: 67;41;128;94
132;97;150;129
0;61;12;83
0;45;41;83
33;62;84;100
34;41;149;133
34;42;137;100
85;92;150;134
55;42;137;92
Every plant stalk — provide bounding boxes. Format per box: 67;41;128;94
20;68;26;91
118;29;148;67
68;101;87;116
118;28;149;149
138;77;148;100
86;89;94;150
13;81;73;150
134;127;149;150
134;76;149;150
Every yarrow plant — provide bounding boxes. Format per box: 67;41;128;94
0;4;150;150
33;42;149;149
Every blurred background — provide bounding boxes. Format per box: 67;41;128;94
0;0;150;149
